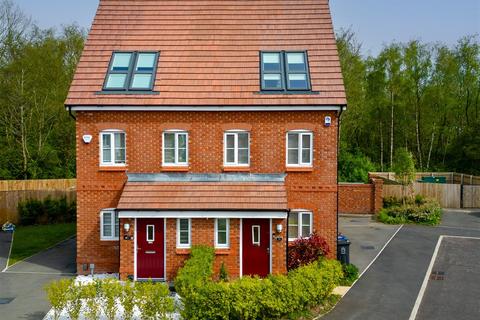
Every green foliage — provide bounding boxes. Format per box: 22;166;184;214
45;278;71;320
120;281;136;320
174;245;215;296
175;248;343;320
82;282;101;320
339;264;359;286
393;149;416;186
338;147;376;183
18;196;76;225
0;1;85;180
219;261;229;282
338;29;480;175
99;279;123;320
378;197;442;225
135;281;174;320
65;283;83;320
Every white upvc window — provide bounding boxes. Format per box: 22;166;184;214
100;130;126;166
286;131;313;166
162;131;188;166
224;131;250;166
100;209;119;240
288;211;312;241
215;218;230;248
177;218;191;248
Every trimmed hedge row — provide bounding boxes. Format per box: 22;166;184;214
378;196;442;225
175;245;343;320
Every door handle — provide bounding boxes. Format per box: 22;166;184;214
145;250;156;254
266;247;270;254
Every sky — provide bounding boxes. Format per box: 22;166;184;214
13;0;480;56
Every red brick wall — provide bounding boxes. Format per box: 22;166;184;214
338;179;383;214
76;111;338;278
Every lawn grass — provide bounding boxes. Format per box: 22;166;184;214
8;223;76;266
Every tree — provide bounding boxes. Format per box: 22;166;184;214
392;148;416;204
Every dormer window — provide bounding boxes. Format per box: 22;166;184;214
260;51;311;92
103;52;159;91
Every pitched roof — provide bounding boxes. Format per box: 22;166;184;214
116;181;288;210
66;0;346;107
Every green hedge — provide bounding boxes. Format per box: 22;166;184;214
378;196;442;225
18;196;76;225
175;246;343;320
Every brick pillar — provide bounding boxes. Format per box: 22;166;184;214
371;178;384;214
119;218;135;280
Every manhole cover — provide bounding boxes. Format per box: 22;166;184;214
361;245;375;250
0;297;15;304
430;271;445;280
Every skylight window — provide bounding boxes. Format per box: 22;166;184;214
260;51;311;92
103;51;159;91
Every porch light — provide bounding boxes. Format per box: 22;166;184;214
124;223;130;233
276;224;283;233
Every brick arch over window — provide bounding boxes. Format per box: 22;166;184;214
221;123;253;131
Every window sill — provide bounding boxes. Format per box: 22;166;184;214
98;166;128;172
175;248;191;255
161;166;189;172
215;248;231;255
223;166;251;172
286;167;313;172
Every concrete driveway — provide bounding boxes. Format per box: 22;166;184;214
0;237;76;320
326;209;480;320
0;232;13;271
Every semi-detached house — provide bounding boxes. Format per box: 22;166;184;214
66;0;346;280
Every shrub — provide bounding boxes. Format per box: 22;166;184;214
66;283;83;320
219;261;229;282
175;245;343;320
136;281;174;320
287;232;330;270
378;197;442;225
120;281;136;320
82;282;101;320
45;278;71;320
100;279;123;320
340;263;359;286
175;245;215;296
18;196;76;225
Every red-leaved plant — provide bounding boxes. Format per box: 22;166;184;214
287;232;330;270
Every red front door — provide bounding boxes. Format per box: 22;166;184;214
137;219;164;279
242;219;270;277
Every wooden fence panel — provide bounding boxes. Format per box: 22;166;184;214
383;183;461;208
463;186;480;208
0;179;76;224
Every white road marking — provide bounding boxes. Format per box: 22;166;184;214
1;231;14;272
408;235;480;320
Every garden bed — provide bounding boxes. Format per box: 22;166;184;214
378;196;442;225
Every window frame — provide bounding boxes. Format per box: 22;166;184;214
252;225;261;246
260;50;311;92
223;130;250;167
103;51;159;92
288;211;312;241
214;218;230;248
99;130;126;166
162;130;189;166
176;218;191;248
100;209;119;241
146;224;155;243
286;130;313;167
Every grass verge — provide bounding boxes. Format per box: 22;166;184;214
8;223;76;266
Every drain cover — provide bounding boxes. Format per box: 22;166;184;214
0;297;15;304
430;271;445;280
361;245;375;250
